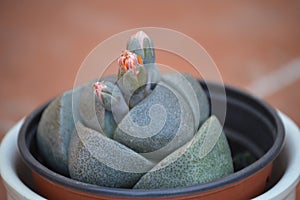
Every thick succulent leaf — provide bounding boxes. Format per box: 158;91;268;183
68;122;155;188
117;71;140;103
144;63;161;85
162;72;209;129
103;111;117;138
142;38;155;64
127;64;161;108
37;76;118;176
133;116;233;189
94;80;129;124
126;32;155;64
126;37;144;59
76;81;107;134
114;82;195;162
98;81;121;111
136;65;148;87
37;90;74;176
74;76;118;137
117;68;149;108
181;73;210;126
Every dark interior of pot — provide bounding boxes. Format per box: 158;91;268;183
202;81;279;172
18;81;284;197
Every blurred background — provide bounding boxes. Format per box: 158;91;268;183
0;0;300;198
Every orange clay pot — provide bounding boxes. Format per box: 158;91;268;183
18;81;285;200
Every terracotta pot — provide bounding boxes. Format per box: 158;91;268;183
18;81;285;200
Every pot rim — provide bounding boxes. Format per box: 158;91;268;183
17;81;285;198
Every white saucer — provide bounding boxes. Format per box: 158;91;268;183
0;112;299;200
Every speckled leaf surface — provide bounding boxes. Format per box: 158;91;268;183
133;116;233;189
68;122;155;188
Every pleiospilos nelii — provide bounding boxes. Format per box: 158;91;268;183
37;30;233;189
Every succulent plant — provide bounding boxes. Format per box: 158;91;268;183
37;31;233;189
